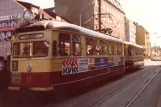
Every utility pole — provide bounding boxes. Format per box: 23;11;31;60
98;0;101;32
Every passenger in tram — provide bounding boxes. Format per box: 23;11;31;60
89;47;94;55
59;44;68;56
34;49;47;56
22;47;30;57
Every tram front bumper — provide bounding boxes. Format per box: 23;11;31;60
8;86;53;91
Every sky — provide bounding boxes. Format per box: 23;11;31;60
119;0;161;46
19;0;160;46
19;0;54;9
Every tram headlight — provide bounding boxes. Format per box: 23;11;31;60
23;9;36;22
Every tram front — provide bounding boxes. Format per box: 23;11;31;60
8;10;53;91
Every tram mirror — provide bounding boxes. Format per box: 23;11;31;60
44;41;50;47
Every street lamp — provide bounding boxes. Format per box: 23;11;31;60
79;0;94;26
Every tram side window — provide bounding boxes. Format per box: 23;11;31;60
102;41;108;55
96;40;102;55
52;40;58;56
86;37;96;55
138;49;140;55
136;48;139;55
142;49;144;55
140;49;142;55
118;44;122;55
72;35;81;56
133;47;136;55
59;33;71;56
114;43;118;55
128;46;134;56
135;48;137;55
109;42;114;55
13;43;20;57
128;46;132;56
140;50;142;55
139;49;143;55
137;49;139;55
140;49;143;55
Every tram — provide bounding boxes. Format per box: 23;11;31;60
124;41;144;71
8;10;125;92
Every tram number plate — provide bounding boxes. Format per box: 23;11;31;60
12;61;18;71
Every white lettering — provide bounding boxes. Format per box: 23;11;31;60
0;14;20;21
62;66;78;75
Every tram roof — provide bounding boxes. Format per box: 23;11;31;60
50;21;123;43
17;20;124;43
124;41;144;49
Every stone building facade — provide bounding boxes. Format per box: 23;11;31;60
125;17;136;43
55;0;125;40
0;0;24;57
134;22;151;58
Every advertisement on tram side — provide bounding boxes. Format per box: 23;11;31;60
94;57;108;68
62;58;90;75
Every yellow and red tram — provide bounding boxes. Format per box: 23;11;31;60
8;12;125;92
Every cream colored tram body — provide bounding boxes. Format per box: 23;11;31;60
9;20;125;91
124;42;144;71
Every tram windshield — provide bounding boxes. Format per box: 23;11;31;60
13;41;49;58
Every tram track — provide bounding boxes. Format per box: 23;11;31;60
90;67;160;107
155;85;161;107
125;68;161;107
125;66;161;107
50;66;156;107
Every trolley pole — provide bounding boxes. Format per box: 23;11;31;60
98;0;101;32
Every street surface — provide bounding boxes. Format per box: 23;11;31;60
0;59;161;107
